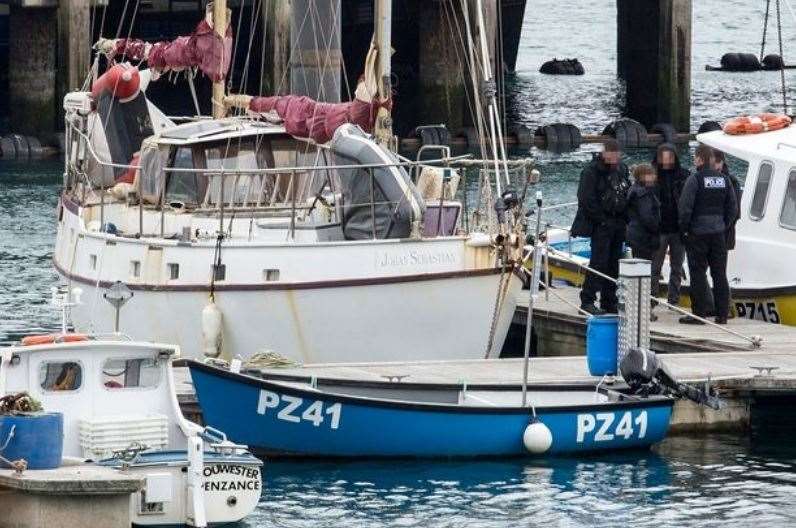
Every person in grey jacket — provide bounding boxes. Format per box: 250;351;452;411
678;144;738;325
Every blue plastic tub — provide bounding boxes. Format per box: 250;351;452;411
0;412;64;469
586;315;619;376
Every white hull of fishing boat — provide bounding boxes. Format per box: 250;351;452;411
0;339;263;526
54;203;521;362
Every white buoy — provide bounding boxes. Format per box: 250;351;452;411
523;420;553;454
201;300;224;358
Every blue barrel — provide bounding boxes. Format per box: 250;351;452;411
0;413;64;469
586;315;619;376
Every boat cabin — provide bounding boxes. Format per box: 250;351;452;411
700;126;796;291
62;76;459;243
0;339;192;460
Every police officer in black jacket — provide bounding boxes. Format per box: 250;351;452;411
678;144;738;325
571;140;632;315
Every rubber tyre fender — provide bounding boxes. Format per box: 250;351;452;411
697;120;722;134
510;124;534;147
11;134;30;160
651;123;676;144
0;136;16;159
413;125;450;147
26;136;45;159
455;126;480;147
739;53;762;71
763;54;784;70
602;119;647;148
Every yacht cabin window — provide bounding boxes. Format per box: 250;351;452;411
151;135;338;211
39;361;83;391
101;357;160;389
780;169;796;229
749;162;773;221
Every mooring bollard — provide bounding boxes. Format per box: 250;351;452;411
617;259;651;369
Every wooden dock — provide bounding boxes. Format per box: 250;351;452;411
175;284;796;433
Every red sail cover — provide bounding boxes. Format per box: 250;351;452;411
248;96;383;144
110;19;232;82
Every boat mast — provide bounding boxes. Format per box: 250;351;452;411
374;0;393;147
472;0;509;193
212;0;227;119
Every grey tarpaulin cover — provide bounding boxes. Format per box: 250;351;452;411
331;124;424;240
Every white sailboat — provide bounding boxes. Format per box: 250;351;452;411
55;0;530;362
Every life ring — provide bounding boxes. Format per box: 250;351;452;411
723;113;792;135
21;334;89;346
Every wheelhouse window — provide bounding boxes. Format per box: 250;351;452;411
780;169;796;229
39;362;82;391
750;162;773;220
165;147;206;206
101;357;160;389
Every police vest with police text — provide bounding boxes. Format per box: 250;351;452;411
694;170;729;222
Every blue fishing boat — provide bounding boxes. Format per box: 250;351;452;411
186;361;674;458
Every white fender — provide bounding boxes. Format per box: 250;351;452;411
201;300;223;358
523;420;553;454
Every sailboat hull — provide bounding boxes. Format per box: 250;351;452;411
56;261;521;363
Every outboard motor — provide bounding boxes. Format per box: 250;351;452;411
620;347;723;410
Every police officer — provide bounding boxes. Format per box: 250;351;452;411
571;140;631;315
678;144;738;325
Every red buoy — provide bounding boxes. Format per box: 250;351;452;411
91;64;141;102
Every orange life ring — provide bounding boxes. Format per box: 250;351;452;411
21;334;89;346
723;113;792;135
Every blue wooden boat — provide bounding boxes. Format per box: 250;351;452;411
187;361;674;458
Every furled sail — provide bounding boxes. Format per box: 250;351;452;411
95;5;232;82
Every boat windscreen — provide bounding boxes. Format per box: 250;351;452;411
96;92;153;177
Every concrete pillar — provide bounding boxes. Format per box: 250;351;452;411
290;0;341;102
57;0;91;94
263;0;292;95
416;1;468;131
616;0;691;131
8;5;58;137
499;0;527;74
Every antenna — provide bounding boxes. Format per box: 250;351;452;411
50;286;83;335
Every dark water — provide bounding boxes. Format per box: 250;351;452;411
2;1;796;525
250;434;796;528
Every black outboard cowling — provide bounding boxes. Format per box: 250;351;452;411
620;348;723;410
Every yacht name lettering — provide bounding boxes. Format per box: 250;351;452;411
203;465;260;479
203;480;260;492
377;250;457;268
576;411;648;443
257;389;342;429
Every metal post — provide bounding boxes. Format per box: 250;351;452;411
219;173;225;236
544;225;550;301
617;258;651;370
369;168;377;240
522;192;543;407
138;197;143;236
290;170;297;240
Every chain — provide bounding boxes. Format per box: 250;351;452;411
485;261;511;358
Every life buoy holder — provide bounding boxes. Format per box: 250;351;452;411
723;113;792;135
21;334;89;347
